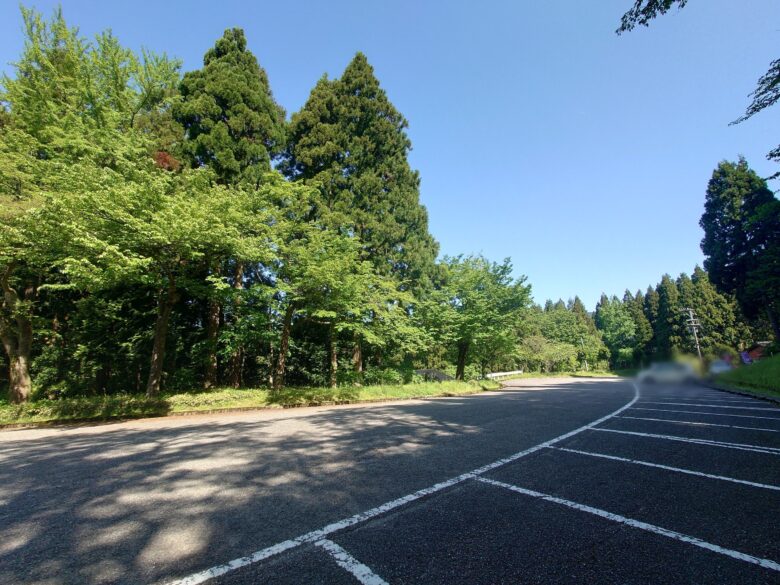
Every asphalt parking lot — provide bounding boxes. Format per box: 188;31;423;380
186;381;780;585
1;378;777;584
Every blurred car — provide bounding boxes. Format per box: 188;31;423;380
708;359;733;376
637;362;697;384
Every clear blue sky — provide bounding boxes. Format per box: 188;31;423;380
2;1;778;310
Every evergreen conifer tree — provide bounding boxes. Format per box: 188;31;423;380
624;290;652;365
284;53;438;287
655;275;682;358
700;158;780;339
174;28;285;186
174;29;286;387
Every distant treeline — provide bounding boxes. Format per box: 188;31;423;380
530;265;764;374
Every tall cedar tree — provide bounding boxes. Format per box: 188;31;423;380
690;266;750;354
174;28;285;185
283;53;438;288
700;159;780;340
624;290;653;364
654;275;682;358
569;296;598;335
174;29;285;387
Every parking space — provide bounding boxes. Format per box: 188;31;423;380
168;381;780;584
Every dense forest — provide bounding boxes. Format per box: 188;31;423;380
1;8;778;404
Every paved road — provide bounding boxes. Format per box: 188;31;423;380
1;378;778;584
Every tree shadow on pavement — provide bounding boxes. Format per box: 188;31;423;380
0;379;632;585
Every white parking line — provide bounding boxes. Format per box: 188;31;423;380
548;446;780;491
631;407;780;422
162;384;641;585
617;415;779;432
641;402;778;411
652;397;758;404
592;428;780;455
316;539;389;585
476;477;780;572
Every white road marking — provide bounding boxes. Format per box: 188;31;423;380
631;407;780;422
162;383;641;585
617;415;779;432
641;401;778;411
548;446;780;491
653;397;758;404
476;477;780;572
316;539;389;585
592;428;780;455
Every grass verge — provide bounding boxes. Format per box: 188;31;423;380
496;370;619;381
715;354;780;400
0;379;500;427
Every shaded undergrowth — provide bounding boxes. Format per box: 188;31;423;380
0;380;500;426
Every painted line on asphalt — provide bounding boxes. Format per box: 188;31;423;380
592;428;780;455
476;476;780;572
617;415;779;433
631;407;780;422
652;397;758;404
641;401;778;411
162;382;641;585
316;539;389;585
548;446;780;491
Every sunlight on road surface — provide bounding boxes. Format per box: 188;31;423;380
0;523;39;555
138;519;212;566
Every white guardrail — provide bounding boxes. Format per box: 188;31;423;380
485;369;524;380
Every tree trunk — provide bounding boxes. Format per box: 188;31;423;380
328;325;338;389
204;297;221;389
1;264;34;403
273;303;295;392
352;338;363;374
146;281;178;398
7;353;32;404
204;264;222;389
767;305;780;343
228;262;245;388
455;339;469;381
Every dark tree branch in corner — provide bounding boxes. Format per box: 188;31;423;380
617;0;688;34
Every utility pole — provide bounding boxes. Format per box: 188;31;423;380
683;307;703;363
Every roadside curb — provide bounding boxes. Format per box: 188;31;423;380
698;380;780;406
0;386;494;431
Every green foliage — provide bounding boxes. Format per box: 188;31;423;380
625;290;653;364
283;53;438;288
654;274;683;358
428;255;532;379
516;335;579;373
0;380;498;425
1;6;772;406
537;300;607;368
174;28;285;185
595;295;637;367
700;158;780;339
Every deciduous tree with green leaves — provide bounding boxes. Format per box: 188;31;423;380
0;7;180;401
434;256;531;380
